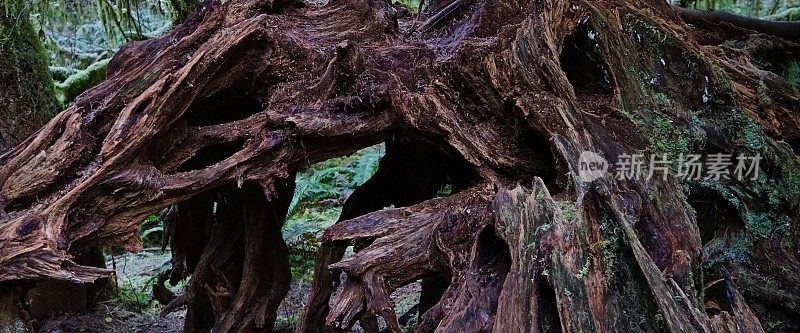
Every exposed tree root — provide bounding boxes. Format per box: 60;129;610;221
0;0;799;331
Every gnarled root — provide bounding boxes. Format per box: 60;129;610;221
321;186;496;331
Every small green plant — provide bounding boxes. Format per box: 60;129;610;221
282;144;385;282
275;315;299;330
395;0;422;11
785;60;800;87
764;320;784;332
113;272;157;312
137;213;163;248
286;144;383;220
576;258;592;279
648;187;662;205
436;183;453;197
287;232;320;281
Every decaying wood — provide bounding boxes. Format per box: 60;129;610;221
0;0;799;331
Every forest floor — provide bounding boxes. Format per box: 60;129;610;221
37;251;184;333
36;249;421;332
33;145;421;332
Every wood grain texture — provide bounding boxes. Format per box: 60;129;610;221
1;0;799;331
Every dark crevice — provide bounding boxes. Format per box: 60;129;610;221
501;97;568;197
560;21;615;97
185;88;263;126
396;303;420;328
418;272;450;316
516;118;560;193
703;268;735;317
473;225;511;284
788;139;800;156
687;189;745;245
750;41;800;86
338;137;478;221
3;198;31;215
178;139;245;172
465;225;511;328
536;277;563;333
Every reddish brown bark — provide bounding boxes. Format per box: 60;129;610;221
0;0;799;332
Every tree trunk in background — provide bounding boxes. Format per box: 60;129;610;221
0;0;799;332
0;1;57;329
169;0;201;23
0;0;59;153
0;2;110;328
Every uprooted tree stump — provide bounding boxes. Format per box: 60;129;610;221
1;0;799;331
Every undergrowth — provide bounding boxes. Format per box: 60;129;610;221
284;144;384;280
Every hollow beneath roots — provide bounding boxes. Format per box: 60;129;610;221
687;189;744;245
157;136;494;331
299;137;482;332
560;20;615;97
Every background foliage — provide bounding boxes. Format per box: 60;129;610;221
671;0;800;19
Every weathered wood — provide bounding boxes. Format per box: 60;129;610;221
0;0;799;331
299;139;474;333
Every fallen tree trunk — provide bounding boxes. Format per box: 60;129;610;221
673;6;800;39
1;0;799;332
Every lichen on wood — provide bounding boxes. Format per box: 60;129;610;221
0;0;798;331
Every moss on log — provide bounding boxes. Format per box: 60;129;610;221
54;59;110;106
0;0;799;331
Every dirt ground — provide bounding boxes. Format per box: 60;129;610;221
37;308;186;333
36;250;185;333
34;250;421;333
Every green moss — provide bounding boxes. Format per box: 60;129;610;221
594;212;667;332
767;143;800;200
576;258;592;279
50;66;79;82
0;0;60;150
785;60;800;87
708;62;735;95
757;79;773;110
743;212;787;238
739;120;764;152
54;58;110;105
557;200;578;222
650;117;692;159
617;100;645;127
652;92;672;107
703;231;754;266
